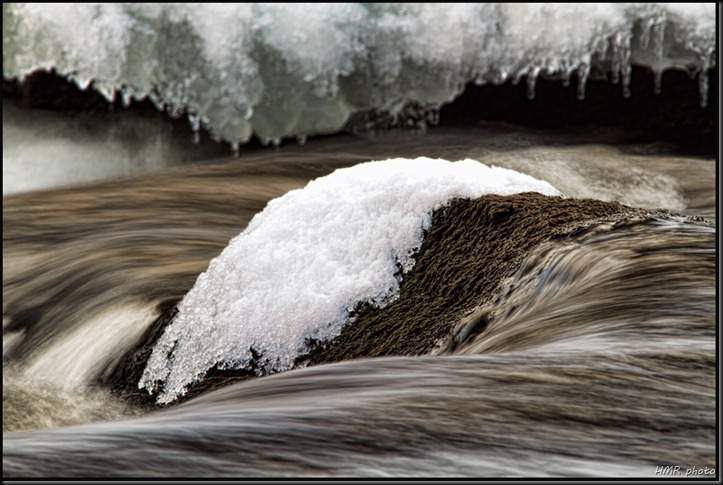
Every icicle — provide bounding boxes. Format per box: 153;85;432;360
653;17;667;61
621;64;631;98
120;87;133;107
619;34;632;99
95;82;116;103
511;70;524;86
653;69;663;95
576;64;589;101
67;73;92;91
188;113;201;144
561;66;572;87
526;67;540;100
610;69;619;85
698;68;709;108
231;142;240;158
271;137;281;147
296;134;307;145
610;33;621;85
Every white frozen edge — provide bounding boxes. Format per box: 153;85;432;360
3;3;716;145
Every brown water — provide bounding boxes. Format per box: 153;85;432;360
2;125;717;478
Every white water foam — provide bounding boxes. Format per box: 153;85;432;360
3;4;715;146
139;157;561;403
24;302;158;389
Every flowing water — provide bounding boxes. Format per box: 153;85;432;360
3;127;716;478
2;2;718;480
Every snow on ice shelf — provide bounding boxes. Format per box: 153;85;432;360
2;3;716;146
138;157;562;403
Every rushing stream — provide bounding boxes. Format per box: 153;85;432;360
2;3;717;479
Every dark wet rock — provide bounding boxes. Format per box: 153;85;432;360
108;192;663;407
302;193;646;365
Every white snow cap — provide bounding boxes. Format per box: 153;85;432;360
139;157;560;403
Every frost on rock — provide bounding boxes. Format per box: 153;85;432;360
2;3;716;145
138;157;561;403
